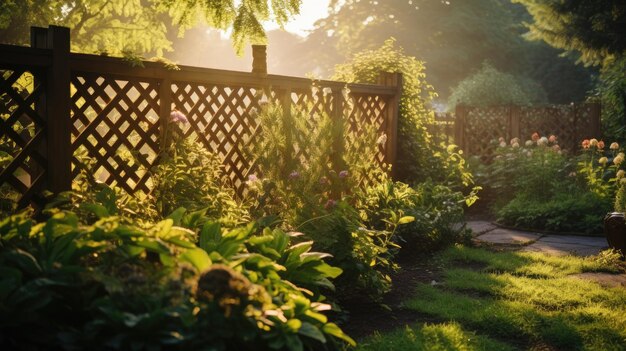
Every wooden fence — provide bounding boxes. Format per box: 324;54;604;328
0;26;402;208
429;103;601;162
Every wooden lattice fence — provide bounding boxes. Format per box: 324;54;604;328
0;26;401;209
428;104;601;162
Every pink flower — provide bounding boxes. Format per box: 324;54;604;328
324;199;337;210
531;132;540;142
582;139;590;149
170;109;188;124
339;170;349;178
598;140;605;149
548;135;557;143
289;171;300;179
248;174;258;182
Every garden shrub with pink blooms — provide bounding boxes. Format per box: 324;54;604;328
475;133;626;234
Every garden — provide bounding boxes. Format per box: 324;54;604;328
1;1;626;350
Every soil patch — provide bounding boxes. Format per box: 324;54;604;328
341;254;443;338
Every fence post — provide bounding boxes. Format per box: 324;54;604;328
159;78;172;149
455;105;467;155
510;105;521;141
588;102;601;138
377;72;402;178
252;45;267;75
38;26;71;194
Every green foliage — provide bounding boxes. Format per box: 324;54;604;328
615;182;626;213
357;177;468;254
496;191;609;233
0;188;354;350
513;0;626;67
597;57;626;143
475;134;620;233
0;0;171;56
333;38;461;184
447;62;547;110
305;0;593;103
247;102;400;301
152;122;248;226
0;0;301;56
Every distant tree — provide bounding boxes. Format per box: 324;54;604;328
513;0;626;66
0;0;301;56
306;0;593;103
448;62;547;110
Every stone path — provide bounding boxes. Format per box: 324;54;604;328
466;221;608;256
466;221;626;288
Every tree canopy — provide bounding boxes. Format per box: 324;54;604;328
448;62;547;110
513;0;626;66
303;0;594;104
0;0;301;56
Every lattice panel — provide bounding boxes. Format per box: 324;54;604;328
70;73;160;194
429;112;456;145
520;106;578;151
0;68;47;208
171;82;264;193
465;107;510;162
291;87;337;167
345;92;391;184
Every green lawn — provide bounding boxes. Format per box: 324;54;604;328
356;246;626;351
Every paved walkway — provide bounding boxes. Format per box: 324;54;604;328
466;220;608;256
466;221;626;288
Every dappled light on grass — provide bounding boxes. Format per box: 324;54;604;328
357;322;515;351
400;247;626;350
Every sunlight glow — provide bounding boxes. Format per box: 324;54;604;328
265;0;331;37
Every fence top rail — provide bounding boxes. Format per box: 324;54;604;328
0;44;52;67
69;52;397;95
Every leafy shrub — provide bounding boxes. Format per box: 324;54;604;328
357;177;467;254
151;115;249;226
247;102;402;302
477;134;624;233
448;62;547;110
597;57;626;144
496;191;609;233
333;38;470;185
0;187;354;350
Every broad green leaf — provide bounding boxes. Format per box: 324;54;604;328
181;248;212;271
322;323;356;346
80;203;110;218
398;216;415;224
166;207;187;226
199;222;221;251
298;322;326;343
313;263;343;279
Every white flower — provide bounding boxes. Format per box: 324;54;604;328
376;133;388;145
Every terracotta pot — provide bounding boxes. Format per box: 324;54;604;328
604;212;626;256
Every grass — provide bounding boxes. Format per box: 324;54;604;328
356;246;626;351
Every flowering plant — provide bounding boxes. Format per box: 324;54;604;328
577;138;625;199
